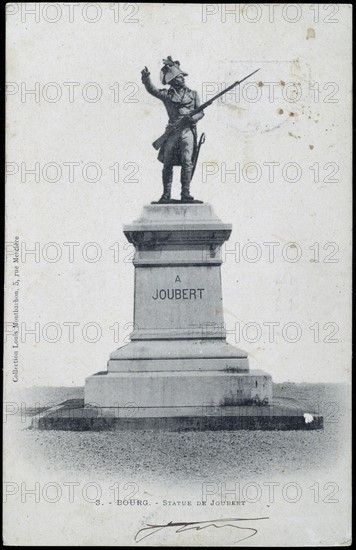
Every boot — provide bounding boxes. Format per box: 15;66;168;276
180;167;194;202
158;167;173;203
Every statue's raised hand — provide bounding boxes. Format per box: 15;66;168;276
141;66;150;81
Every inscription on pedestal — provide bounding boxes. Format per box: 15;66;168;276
134;265;224;336
152;288;205;300
152;272;205;300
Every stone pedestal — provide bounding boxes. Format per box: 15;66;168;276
85;203;273;412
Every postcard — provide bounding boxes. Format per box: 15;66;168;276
4;3;352;546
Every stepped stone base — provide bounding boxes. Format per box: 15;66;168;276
76;203;323;431
85;368;272;409
31;399;323;431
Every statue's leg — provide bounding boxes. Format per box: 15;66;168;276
180;129;194;202
158;165;173;203
158;135;177;203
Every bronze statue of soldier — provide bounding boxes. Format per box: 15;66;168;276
141;57;204;203
141;58;260;203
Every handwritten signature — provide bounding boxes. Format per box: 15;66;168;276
135;517;269;544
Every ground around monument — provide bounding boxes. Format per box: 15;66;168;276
6;383;349;484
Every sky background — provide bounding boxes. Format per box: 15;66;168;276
5;3;352;387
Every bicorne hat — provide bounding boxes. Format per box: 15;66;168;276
160;56;188;85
